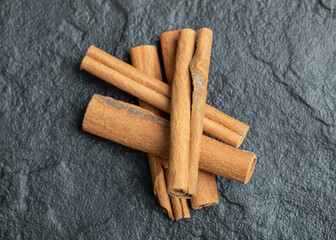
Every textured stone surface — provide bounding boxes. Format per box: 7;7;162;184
1;0;335;239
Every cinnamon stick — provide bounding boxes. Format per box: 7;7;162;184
82;94;257;183
190;171;219;209
82;46;248;147
160;29;219;209
160;30;180;85
129;45;173;220
148;157;174;219
168;28;196;198
188;28;213;196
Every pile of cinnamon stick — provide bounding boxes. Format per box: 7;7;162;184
80;28;257;220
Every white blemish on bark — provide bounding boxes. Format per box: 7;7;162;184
96;95;169;126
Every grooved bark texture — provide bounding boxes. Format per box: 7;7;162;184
0;0;335;239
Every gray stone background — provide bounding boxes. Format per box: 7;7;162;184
1;0;335;239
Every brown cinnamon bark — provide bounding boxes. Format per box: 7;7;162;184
168;28;196;198
81;56;171;112
164;168;190;220
188;28;213;196
161;29;219;209
83;46;248;147
160;30;180;85
129;45;173;220
148;158;174;219
190;171;219;209
82;94;257;183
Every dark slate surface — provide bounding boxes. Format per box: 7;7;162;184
1;0;335;239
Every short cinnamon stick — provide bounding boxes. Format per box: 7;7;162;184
168;28;196;198
188;28;213;196
129;45;173;220
190;171;219;209
82;94;257;183
148;158;174;220
83;46;248;147
160;29;219;209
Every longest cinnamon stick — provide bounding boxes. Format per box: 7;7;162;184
161;29;219;209
82;94;257;183
130;45;189;220
168;28;196;198
83;46;248;147
188;28;213;197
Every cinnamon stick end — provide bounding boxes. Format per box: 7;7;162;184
235;134;247;148
191;201;219;210
199;27;213;36
80;55;90;71
168;188;186;196
130;45;156;55
82;94;97;131
86;45;98;57
161;207;174;221
244;154;257;184
168;189;192;199
160;29;180;39
240;125;250;140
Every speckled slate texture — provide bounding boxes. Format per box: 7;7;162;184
1;0;335;239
